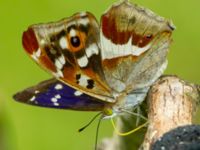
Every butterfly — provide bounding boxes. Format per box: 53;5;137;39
14;0;175;118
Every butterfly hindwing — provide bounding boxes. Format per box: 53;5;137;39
13;78;111;111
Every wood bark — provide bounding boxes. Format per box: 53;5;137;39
98;75;200;150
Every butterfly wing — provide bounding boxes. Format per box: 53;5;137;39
100;1;175;93
22;12;114;102
13;79;111;111
21;1;175;106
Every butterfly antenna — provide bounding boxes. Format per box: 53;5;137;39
78;112;102;132
95;115;103;150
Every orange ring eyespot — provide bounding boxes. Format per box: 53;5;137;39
67;31;86;52
70;36;81;47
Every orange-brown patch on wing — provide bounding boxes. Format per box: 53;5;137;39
131;55;140;61
22;28;39;54
101;14;131;45
102;58;121;69
62;67;76;82
39;55;57;72
103;55;140;69
67;31;86;52
82;68;97;79
131;32;141;46
101;14;111;39
132;32;154;48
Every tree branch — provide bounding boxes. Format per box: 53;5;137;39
98;75;200;150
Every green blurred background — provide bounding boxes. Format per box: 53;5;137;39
0;0;199;150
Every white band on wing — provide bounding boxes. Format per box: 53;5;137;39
100;30;151;60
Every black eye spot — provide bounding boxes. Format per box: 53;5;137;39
76;74;81;84
76;74;81;80
87;79;94;89
70;36;80;47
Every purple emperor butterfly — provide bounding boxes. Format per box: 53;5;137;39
14;0;175;118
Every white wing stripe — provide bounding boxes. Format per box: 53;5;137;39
100;30;151;59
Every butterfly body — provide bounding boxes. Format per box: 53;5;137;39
14;1;175;118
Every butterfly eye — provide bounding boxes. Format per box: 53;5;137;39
70;36;81;47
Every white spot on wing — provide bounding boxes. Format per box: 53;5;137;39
77;55;88;67
80;12;87;17
55;55;66;70
59;36;68;49
55;59;63;70
74;91;83;96
31;48;41;61
30;96;36;102
31;54;38;61
51;95;62;106
55;55;66;78
35;48;41;57
77;18;89;26
40;39;45;45
35;90;39;94
69;29;76;37
54;70;64;78
86;43;99;58
54;102;59;106
58;55;66;65
55;84;63;90
55;94;61;99
51;97;57;103
78;75;90;87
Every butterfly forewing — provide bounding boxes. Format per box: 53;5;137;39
13;78;111;111
22;12;114;102
100;1;175;93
